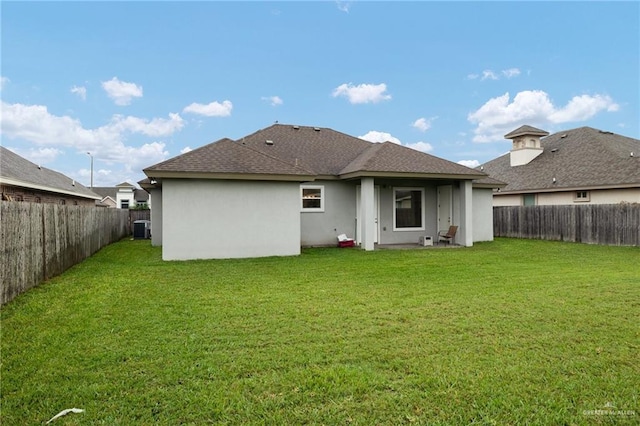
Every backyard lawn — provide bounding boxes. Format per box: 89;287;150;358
1;238;638;425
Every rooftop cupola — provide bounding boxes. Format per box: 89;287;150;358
505;125;549;167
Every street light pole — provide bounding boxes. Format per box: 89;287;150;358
87;152;93;189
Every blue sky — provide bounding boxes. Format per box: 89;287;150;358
2;1;638;187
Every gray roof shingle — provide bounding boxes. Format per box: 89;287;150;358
0;146;100;200
144;124;487;181
481;126;640;193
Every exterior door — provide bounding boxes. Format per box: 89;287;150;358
437;185;452;232
356;186;380;244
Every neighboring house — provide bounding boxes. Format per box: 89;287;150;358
481;125;640;206
0;146;100;206
142;124;500;260
92;182;150;209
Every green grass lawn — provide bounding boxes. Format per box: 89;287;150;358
1;239;638;425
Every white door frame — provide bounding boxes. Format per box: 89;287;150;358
437;185;453;232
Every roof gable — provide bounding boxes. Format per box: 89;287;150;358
340;142;485;178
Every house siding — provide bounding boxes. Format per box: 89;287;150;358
473;188;494;242
300;180;357;246
494;188;640;206
377;181;439;245
150;189;163;246
0;184;96;207
162;179;300;260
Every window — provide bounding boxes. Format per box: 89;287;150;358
523;194;536;206
393;188;424;230
121;200;130;209
301;185;324;212
575;191;590;202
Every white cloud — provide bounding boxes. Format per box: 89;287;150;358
469;68;521;81
12;147;63;165
0;101;174;183
358;130;401;144
502;68;521;78
458;159;480;168
0;76;9;90
412;117;437;132
336;1;352;12
180;146;193;154
183;100;233;117
70;85;87;100
332;83;391;104
481;70;499;81
101;77;143;106
262;96;283;106
405;141;434;153
468;90;620;142
549;94;619;123
107;113;185;137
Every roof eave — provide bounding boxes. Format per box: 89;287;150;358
495;182;640;195
143;171;317;182
0;177;101;200
338;171;487;180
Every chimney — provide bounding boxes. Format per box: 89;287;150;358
505;125;549;167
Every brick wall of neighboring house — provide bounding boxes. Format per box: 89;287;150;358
0;184;96;207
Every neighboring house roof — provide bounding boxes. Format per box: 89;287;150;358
93;185;148;203
481;126;640;194
92;187;117;200
0;146;100;200
504;125;549;139
144;124;487;182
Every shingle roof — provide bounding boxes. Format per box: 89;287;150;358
0;146;100;200
481;126;640;193
504;125;549;139
144;124;487;181
340;141;485;177
144;137;315;178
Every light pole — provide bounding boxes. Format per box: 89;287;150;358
87;152;93;189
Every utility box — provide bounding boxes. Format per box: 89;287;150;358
419;235;433;246
133;220;151;239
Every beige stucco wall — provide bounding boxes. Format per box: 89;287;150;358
162;179;301;260
494;188;640;206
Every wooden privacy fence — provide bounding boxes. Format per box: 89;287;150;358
494;204;640;246
1;202;130;305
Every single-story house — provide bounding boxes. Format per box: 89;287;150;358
481;125;640;206
142;124;501;260
0;146;100;206
92;182;150;209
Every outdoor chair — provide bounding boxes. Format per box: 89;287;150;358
438;225;458;244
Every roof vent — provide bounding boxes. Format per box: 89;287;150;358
313;127;320;131
599;130;613;135
631;152;635;157
72;180;75;186
560;134;567;138
292;125;300;130
265;140;274;145
551;148;558;153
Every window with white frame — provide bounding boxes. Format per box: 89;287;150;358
121;199;130;209
301;185;324;212
393;187;424;230
574;190;590;202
